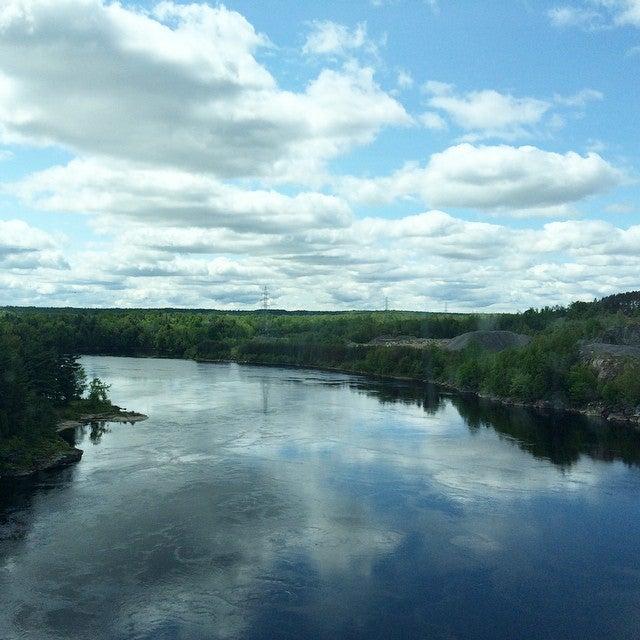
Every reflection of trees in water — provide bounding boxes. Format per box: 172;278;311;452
352;377;640;469
353;380;444;415
0;467;77;542
62;421;117;446
60;421;112;446
88;421;111;444
451;395;640;469
261;378;271;415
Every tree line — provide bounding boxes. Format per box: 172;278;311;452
2;291;639;458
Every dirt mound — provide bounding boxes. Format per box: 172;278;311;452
582;342;640;359
446;330;531;352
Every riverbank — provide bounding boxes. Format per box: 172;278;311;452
0;406;148;479
0;437;84;479
56;409;148;433
197;356;640;427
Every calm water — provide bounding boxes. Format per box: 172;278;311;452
2;357;640;640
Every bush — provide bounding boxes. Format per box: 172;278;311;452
567;365;599;404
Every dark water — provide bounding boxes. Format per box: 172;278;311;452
2;357;640;640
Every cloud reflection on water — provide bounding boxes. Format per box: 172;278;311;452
1;358;640;640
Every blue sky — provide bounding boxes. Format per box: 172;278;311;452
0;0;638;310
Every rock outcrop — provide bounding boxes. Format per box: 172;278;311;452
445;330;531;352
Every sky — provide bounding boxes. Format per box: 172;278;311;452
0;0;638;311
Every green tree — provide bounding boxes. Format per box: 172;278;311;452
87;378;111;410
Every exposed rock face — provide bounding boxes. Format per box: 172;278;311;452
601;323;640;346
1;447;83;478
367;336;443;348
366;331;531;352
580;342;640;381
446;330;531;352
44;447;83;470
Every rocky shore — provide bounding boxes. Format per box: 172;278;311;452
56;409;148;433
475;393;640;426
2;446;85;478
1;408;148;479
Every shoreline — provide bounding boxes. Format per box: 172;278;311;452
1;446;85;479
1;408;148;479
195;357;640;428
56;409;148;433
74;353;640;426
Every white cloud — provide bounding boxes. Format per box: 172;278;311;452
605;201;636;213
0;1;409;182
420;144;621;211
3;208;640;311
549;1;640;28
422;83;551;140
554;88;604;107
615;0;640;25
421;83;604;140
303;21;370;56
419;112;448;130
0;219;68;270
0;1;635;312
396;69;414;89
548;6;600;26
338;144;622;214
10;158;353;233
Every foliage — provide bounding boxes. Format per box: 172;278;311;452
86;378;111;410
2;291;640;430
0;316;92;471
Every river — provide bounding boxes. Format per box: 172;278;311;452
2;356;640;640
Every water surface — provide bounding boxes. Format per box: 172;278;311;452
2;356;640;640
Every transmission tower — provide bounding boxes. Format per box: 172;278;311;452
261;285;270;334
384;296;389;312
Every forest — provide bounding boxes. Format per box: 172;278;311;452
0;315;113;475
2;290;640;473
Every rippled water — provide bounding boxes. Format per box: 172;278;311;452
2;356;640;640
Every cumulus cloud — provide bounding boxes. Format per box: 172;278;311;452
338;144;622;214
0;1;409;181
422;82;551;140
421;82;605;140
0;219;68;270
10;158;353;233
3;209;640;311
0;1;635;312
